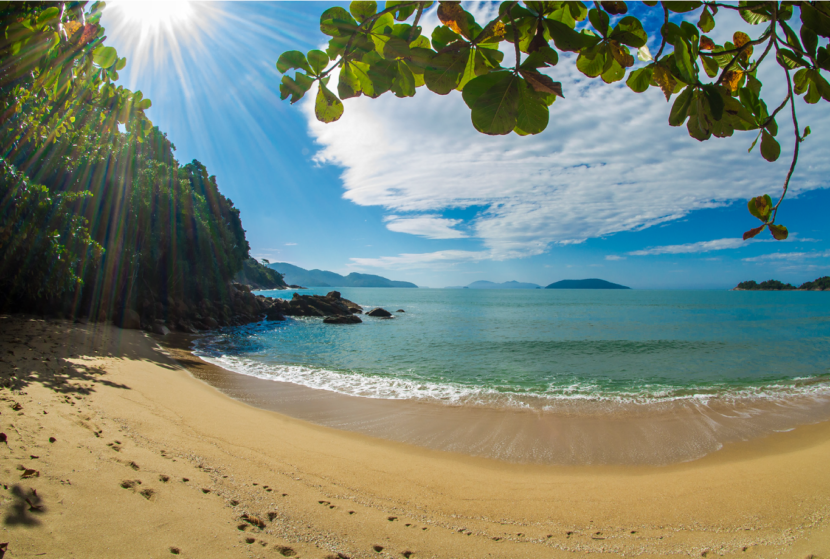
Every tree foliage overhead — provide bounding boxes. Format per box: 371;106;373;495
276;1;830;242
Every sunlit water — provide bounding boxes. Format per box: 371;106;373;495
193;288;830;410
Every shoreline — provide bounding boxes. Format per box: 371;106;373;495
183;332;830;466
2;314;830;557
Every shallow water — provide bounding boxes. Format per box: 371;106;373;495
190;288;830;465
195;288;830;408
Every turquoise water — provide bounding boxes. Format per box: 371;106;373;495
193;288;830;408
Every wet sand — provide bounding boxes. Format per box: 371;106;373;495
2;314;830;558
183;334;830;466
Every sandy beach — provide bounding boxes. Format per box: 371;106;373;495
2;314;830;558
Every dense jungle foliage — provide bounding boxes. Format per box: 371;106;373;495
0;1;252;325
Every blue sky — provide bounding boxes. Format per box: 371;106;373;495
101;1;830;289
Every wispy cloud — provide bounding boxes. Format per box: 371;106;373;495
384;215;468;239
285;242;297;246
350;250;489;270
629;238;747;256
605;255;627;261
742;250;830;263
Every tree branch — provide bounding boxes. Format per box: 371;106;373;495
654;3;669;61
508;4;521;70
771;67;799;221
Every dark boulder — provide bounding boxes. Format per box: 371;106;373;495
396;309;405;313
323;315;362;324
119;309;141;330
326;291;341;300
367;307;392;318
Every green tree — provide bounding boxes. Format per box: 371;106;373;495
276;1;830;242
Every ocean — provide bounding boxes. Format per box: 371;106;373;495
194;287;830;409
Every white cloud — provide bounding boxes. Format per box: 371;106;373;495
302;8;830;263
605;255;627;261
350;250;489;269
742;250;830;263
384;215;468;239
285;242;297;246
629;238;747;256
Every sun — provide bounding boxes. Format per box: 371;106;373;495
109;0;196;34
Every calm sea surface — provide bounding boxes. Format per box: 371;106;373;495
192;288;830;410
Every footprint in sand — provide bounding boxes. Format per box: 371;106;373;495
169;547;180;555
159;475;170;482
139;488;155;500
401;551;415;558
277;546;296;557
372;545;384;553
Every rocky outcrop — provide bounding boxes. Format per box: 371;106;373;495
323;315;362;324
396;309;405;313
367;308;392;318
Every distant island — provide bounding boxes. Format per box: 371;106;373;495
545;279;631;290
268;262;417;288
734;277;829;291
446;280;541;289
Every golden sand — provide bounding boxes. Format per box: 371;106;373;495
1;314;829;558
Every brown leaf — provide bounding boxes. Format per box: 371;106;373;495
519;70;564;98
723;70;743;93
653;65;677;101
609;41;634;68
700;36;716;51
733;31;753;61
437;2;469;38
743;225;765;240
242;513;266;529
21;469;39;479
79;23;98;45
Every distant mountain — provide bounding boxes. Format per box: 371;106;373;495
268;262;417;288
447;280;541;289
545;279;631;290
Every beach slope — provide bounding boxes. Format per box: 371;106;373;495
1;314;829;558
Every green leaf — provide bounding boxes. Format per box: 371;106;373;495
338;62;362;99
320;7;358;37
279;73;314;104
576;43;608;78
470;71;520;135
700;52;718;78
137;99;152;110
277;51;313;74
385;0;418;21
588;8;609;37
668;85;694;126
818;47;830;72
115;57;127;71
349;1;376;22
391;60;416;97
610;16;647;48
431;25;462;51
664;24;696;84
809;69;830;101
315;83;344;123
350;60;376;97
626;66;653;93
37;6;59;27
768;223;789;240
664;2;702;13
801;26;818;58
462;71;505;109
424;47;470;95
748;194;772;221
307;50;329;75
698;7;715;33
739;2;771;25
515;78;549;134
701;84;724;121
93;46;118;69
520;46;558;69
801;3;830;37
776;49;808;70
545;19;596;52
601;57;625;83
760;130;780;162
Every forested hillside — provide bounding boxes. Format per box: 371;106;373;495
0;2;261;331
